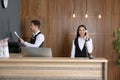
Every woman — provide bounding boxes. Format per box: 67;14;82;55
71;25;93;58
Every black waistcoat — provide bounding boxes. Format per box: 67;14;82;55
74;38;88;57
30;32;44;47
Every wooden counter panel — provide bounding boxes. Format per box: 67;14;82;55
0;57;108;62
0;57;107;80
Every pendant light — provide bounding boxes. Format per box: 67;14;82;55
85;0;88;18
72;0;76;18
98;0;102;19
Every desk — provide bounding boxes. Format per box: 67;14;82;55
0;57;108;80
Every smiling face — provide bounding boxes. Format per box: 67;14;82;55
79;27;86;37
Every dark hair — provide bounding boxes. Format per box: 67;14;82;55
75;25;87;39
31;20;40;28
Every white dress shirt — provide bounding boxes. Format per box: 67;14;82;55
71;37;93;58
23;31;45;47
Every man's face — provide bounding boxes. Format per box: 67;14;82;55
30;23;36;32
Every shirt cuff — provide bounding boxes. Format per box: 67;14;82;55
86;38;90;41
23;41;28;46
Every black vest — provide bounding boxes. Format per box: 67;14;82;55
30;32;44;47
74;38;88;57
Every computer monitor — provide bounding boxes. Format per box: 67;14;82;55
21;47;52;57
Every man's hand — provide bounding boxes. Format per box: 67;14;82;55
19;37;24;43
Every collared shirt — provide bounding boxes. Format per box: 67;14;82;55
71;37;93;58
23;30;45;47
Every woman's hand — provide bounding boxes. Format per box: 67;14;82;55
84;33;90;40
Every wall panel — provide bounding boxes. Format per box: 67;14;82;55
21;0;120;80
0;0;20;41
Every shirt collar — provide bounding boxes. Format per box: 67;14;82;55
33;30;40;36
78;37;84;40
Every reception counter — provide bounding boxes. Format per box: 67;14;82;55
0;56;108;80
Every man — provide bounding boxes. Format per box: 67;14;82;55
19;20;45;47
